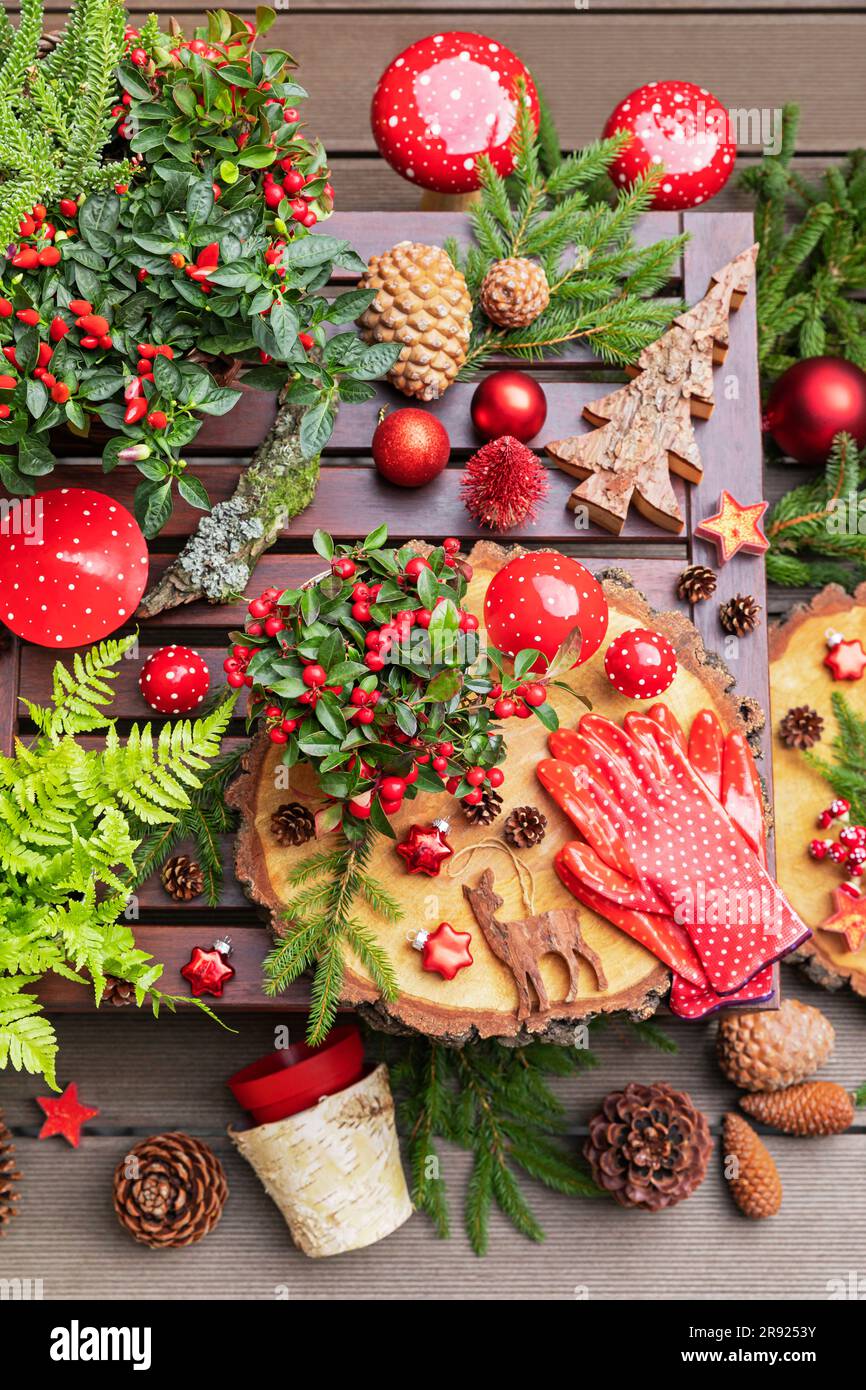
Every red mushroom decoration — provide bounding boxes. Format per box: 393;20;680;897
0;487;149;647
603;80;736;210
138;644;211;714
371;32;540;209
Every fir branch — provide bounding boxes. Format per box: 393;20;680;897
806;692;866;826
766;433;866;589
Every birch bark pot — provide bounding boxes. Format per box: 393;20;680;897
229;1063;412;1257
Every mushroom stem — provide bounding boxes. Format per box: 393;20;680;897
420;189;483;213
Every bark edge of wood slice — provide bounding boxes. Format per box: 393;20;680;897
230;540;766;1044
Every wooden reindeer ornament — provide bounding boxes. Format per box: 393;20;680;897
463;868;607;1021
545;243;759;535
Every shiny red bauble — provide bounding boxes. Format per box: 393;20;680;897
371;32;539;196
603;80;736;210
372;408;450;487
471;371;547;443
604;627;677;700
483;552;608;667
763;357;866;467
138;644;210;713
0;487;148;647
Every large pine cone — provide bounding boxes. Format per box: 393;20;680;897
716;998;834;1092
357;242;472;401
585;1081;712;1212
113;1132;228;1248
740;1081;855;1136
722;1113;782;1220
479;257;550;329
0;1109;20;1237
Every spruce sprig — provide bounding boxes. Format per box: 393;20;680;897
446;85;687;373
263;828;399;1044
807;692;866;826
765;433;866;589
394;1037;603;1256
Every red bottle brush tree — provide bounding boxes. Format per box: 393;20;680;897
461;435;549;531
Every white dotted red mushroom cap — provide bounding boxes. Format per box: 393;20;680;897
0;487;149;648
604;627;678;699
138;644;210;714
603;79;736;211
371;31;540;194
483;551;608;667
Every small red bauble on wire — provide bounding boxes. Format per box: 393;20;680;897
483;551;608;667
410;922;473;980
824;628;866;682
461;435;549;530
395;820;454;876
371;407;450;488
763;357;866;467
0;487;149;647
139;645;210;713
604;627;677;699
471;370;547;443
181;937;235;998
603;80;736;210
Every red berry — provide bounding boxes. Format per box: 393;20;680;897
349;688;369;707
283;107;300;123
515;702;533;719
437;741;454;757
523;683;546;707
68;299;92;316
493;697;516;719
282;169;304;193
146;410;168;429
59;198;78;218
446;776;460;794
432;756;448;773
459;612;479;632
264;615;284;636
380;776;407;802
49;315;70;341
265;704;282;719
405;765;419;785
347;798;372;820
353;707;375;725
38;246;61;267
404;556;432;581
487;767;505;788
247;597;273;619
463;789;483;806
466;767;486;787
351;600;371;622
0;298;11;318
302;663;327;687
264;182;284;209
11;248;38;269
246;621;264;637
268;727;288;744
226;670;246;689
415;608;433;629
15;308;39;326
0;375;16;391
298;332;314;351
442;537;460;553
130;46;148;66
379;797;403;816
332;557;357;579
365;652;385;672
50;382;70;404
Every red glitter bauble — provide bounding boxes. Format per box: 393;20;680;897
372;408;451;488
461;435;548;530
603;80;736;210
471;371;547;443
764;357;866;467
483;551;608;667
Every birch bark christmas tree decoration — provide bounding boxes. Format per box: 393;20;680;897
545;244;759;535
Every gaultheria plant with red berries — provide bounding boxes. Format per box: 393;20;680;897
0;4;399;538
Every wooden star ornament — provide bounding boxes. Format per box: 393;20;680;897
694;490;770;564
37;1081;99;1148
819;886;866;954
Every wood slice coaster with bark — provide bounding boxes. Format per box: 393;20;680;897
770;583;866;996
231;542;764;1044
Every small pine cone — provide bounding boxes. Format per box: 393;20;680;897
462;786;503;826
584;1081;712;1211
160;855;204;901
479;257;550;329
0;1109;21;1237
270;801;316;847
740;1081;855;1136
504;805;548;848
102;976;136;1007
722;1113;782;1220
716;997;835;1092
676;564;717;603
778;705;824;750
719;593;761;636
113;1132;228;1249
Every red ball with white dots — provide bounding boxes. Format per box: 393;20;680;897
371;32;540;196
139;645;210;713
483;551;608;669
603;80;736;210
604;627;677;700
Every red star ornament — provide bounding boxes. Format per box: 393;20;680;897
820;886;866;953
181;938;235;998
37;1081;99;1148
694;491;769;564
824;636;866;682
412;923;473;980
395;821;454;877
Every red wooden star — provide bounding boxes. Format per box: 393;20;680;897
820;886;866;953
37;1081;99;1148
824;637;866;682
419;923;474;980
694;490;769;564
395;821;454;877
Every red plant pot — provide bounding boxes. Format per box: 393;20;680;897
227;1025;365;1125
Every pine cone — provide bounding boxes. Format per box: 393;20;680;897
101;976;135;1007
161;854;204;901
722;1113;782;1220
0;1109;20;1237
740;1081;855;1136
504;805;547;848
479;257;550;329
584;1081;712;1211
357;242;472;401
719;593;761;636
462;785;503;826
676;564;717;603
270;801;316;847
716;998;835;1092
778;705;824;750
113;1132;228;1248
